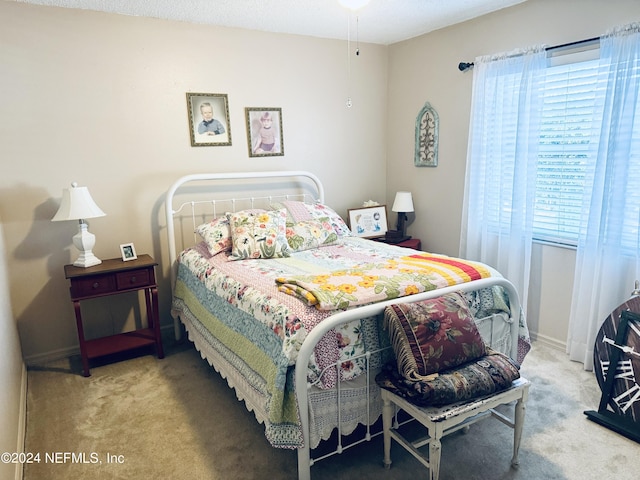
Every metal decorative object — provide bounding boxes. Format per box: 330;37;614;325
414;102;439;167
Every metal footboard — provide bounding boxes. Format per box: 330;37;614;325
295;277;521;480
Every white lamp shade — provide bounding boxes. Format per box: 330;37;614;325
52;183;106;221
392;191;414;213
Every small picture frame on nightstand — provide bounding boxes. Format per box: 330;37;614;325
120;243;137;261
348;206;388;239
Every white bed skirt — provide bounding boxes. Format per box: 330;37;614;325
179;309;384;449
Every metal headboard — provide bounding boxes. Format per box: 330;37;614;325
164;170;324;292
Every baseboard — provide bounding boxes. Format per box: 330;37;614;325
23;345;79;366
15;363;27;480
529;332;566;352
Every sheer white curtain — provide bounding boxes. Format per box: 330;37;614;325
567;24;640;370
460;47;547;313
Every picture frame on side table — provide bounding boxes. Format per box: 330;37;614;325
186;92;232;147
348;206;388;238
120;243;137;262
245;107;284;157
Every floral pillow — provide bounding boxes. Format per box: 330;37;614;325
271;200;351;237
195;216;232;256
383;292;487;381
270;200;313;225
228;208;290;260
286;217;338;252
304;202;352;237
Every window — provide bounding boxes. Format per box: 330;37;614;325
514;51;640;250
533;58;600;245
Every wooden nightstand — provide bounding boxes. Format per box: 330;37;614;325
64;254;164;377
376;237;422;250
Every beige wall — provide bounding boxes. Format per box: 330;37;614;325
0;1;388;360
386;0;640;348
0;221;26;480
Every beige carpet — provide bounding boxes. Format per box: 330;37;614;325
23;339;639;480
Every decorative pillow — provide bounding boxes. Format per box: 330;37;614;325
375;349;520;407
195;216;232;256
304;202;351;237
383;292;487;381
286;217;338;252
271;200;351;237
228;208;290;260
270;200;313;225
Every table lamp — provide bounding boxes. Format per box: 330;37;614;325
52;182;106;268
386;191;414;243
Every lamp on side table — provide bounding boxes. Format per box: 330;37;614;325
52;182;106;268
385;191;414;243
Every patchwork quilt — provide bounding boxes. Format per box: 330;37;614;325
171;236;528;449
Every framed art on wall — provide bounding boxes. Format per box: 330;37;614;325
187;93;232;147
348;206;388;238
415;101;439;167
245;107;284;157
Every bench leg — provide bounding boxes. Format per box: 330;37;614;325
382;396;393;469
429;434;442;480
511;394;527;468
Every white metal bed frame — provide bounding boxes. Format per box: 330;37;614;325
164;171;523;480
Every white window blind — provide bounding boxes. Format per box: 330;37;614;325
533;55;640;251
477;47;640;251
533;59;600;245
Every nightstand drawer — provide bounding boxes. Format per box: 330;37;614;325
71;274;116;297
116;269;151;290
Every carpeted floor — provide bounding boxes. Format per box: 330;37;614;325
23;339;639;480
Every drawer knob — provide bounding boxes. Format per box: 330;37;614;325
92;282;99;289
130;276;137;283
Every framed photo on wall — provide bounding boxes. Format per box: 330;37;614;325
186;93;232;147
120;243;137;261
347;206;388;238
245;107;284;157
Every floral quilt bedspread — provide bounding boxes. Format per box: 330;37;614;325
171;236;526;449
174;238;502;387
174;237;434;388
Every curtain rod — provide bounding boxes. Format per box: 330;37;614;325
458;35;601;72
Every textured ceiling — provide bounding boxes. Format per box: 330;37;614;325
15;0;527;45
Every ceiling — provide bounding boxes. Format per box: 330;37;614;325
16;0;527;45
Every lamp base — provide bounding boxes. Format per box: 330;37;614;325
72;221;102;268
73;252;102;268
385;230;411;244
385;235;411;244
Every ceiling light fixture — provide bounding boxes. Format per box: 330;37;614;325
346;15;354;108
341;0;369;108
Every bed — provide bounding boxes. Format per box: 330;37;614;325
164;171;530;480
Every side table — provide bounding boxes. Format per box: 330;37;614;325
376;237;422;250
64;254;164;376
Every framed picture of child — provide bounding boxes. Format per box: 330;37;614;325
186;92;232;147
245;108;284;157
